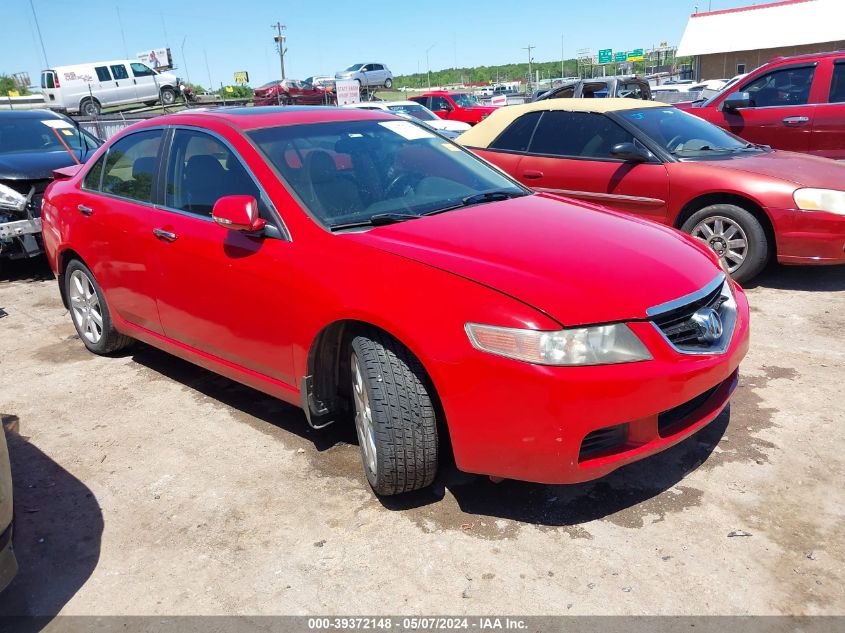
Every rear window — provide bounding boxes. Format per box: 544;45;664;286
830;61;845;103
41;71;56;89
110;64;129;80
490;111;542;152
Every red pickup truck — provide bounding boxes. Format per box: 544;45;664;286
676;51;845;160
409;91;498;126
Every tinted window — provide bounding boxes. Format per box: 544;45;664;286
95;66;112;82
165;130;261;217
529;111;633;159
737;64;746;74
741;65;815;107
372;64;383;71
430;96;450;110
41;72;56;89
82;154;106;191
110;64;129;80
830;62;845;103
130;63;155;78
249;119;525;228
101;130;162;202
0;118;91;155
490;111;542;152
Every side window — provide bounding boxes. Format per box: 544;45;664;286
101;130;163;202
82;154;107;191
165;130;261;217
529;111;634;159
829;62;845;103
372;64;383;71
490;111;542;152
430;97;450;110
95;66;112;82
741;66;815;107
737;63;746;74
110;64;129;80
130;63;155;78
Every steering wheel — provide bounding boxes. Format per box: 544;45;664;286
665;135;685;152
386;172;422;198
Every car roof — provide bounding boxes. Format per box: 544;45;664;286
457;98;665;147
139;105;398;131
0;109;64;119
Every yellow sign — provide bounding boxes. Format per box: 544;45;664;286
225;85;235;93
233;71;249;85
7;90;20;97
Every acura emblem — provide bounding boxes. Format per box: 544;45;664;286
691;308;723;343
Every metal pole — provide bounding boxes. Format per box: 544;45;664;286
522;45;534;93
561;35;564;79
204;49;213;94
29;0;49;67
426;44;435;89
272;23;287;80
116;7;129;59
180;36;191;84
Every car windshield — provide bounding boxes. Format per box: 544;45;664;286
249;119;527;229
386;104;437;121
0;117;91;155
619;107;765;157
451;93;480;108
344;64;363;72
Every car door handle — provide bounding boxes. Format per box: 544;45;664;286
77;204;93;216
523;170;544;180
783;116;810;126
152;228;178;242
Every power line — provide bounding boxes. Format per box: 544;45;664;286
28;0;49;68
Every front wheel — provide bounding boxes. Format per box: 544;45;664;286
681;203;769;283
350;330;439;495
65;260;132;354
384;78;393;89
160;87;177;106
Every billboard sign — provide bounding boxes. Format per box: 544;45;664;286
627;48;644;61
234;71;249;85
614;51;628;63
598;49;613;65
336;79;359;106
137;47;173;70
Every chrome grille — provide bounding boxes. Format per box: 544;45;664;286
648;274;736;354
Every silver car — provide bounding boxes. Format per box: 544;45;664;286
335;63;393;90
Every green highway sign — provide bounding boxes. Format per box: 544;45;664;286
598;49;613;64
614;51;628;62
628;48;644;61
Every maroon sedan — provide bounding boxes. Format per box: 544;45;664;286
459;99;845;282
254;79;334;106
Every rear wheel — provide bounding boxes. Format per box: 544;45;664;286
80;98;101;117
384;78;393;89
681;203;769;283
349;329;438;495
65;260;132;355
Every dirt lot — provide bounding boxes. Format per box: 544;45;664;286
0;258;843;616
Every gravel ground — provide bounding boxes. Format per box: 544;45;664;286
0;258;842;616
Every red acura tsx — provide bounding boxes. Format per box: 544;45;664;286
41;106;749;495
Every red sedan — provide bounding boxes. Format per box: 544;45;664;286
41;106;748;495
459;99;845;282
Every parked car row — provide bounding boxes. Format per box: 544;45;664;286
343;101;471;138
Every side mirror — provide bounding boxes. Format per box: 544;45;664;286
723;91;751;110
212;195;266;233
610;142;650;162
441;104;453;112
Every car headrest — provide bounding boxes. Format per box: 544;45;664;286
307;150;338;184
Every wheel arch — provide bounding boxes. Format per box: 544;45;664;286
674;192;777;259
56;247;87;309
78;95;101;113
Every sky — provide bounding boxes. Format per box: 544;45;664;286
3;0;772;88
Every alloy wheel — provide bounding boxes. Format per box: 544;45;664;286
351;353;377;476
68;269;104;344
690;215;748;273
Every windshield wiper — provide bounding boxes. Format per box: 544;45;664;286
423;190;527;216
329;213;422;231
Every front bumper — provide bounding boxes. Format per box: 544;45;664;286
772;208;845;265
439;285;750;484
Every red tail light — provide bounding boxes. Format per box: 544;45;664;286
54;74;60;88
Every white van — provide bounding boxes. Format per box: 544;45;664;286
41;60;180;116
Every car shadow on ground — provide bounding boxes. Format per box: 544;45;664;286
0;415;104;622
0;259;53;285
744;262;845;292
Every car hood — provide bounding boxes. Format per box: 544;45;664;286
701;150;845;188
347;194;721;326
0;150;85;180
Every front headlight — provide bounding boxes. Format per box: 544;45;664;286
794;188;845;216
0;183;27;212
465;323;652;366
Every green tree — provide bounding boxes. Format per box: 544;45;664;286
0;74;29;96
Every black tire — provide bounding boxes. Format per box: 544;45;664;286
143;100;157;107
160;87;177;106
64;260;132;355
349;329;438;495
80;98;100;117
681;203;769;284
384;78;393;89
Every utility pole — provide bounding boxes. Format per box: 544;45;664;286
561;35;564;79
180;36;191;84
523;45;534;93
426;43;436;89
29;0;49;67
272;22;287;80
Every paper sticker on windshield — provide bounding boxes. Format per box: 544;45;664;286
61;129;74;136
441;143;461;152
41;119;75;130
379;120;435;140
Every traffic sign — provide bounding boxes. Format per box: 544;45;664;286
598;49;613;64
234;71;249;85
627;48;644;61
614;51;628;62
